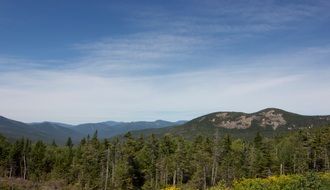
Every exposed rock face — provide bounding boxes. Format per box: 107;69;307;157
259;110;287;130
199;109;289;130
216;113;228;118
216;115;256;129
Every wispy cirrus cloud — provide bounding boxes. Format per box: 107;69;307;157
124;0;330;35
0;0;330;123
70;33;212;76
1;44;330;123
73;34;203;62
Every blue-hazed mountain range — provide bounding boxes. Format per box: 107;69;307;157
0;116;185;144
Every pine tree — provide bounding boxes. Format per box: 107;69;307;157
30;140;46;181
0;134;10;177
252;132;272;178
66;137;73;149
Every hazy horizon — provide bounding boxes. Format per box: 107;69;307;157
1;0;330;124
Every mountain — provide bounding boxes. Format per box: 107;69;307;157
72;120;186;138
2;108;329;143
29;122;84;143
130;108;330;139
0;115;185;143
0;116;80;144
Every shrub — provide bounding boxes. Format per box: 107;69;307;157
209;172;330;190
162;186;181;190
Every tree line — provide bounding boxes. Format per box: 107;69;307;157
0;126;329;190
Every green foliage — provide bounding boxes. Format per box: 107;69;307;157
29;140;47;181
231;172;330;190
0;125;329;189
131;109;330;140
0;134;10;176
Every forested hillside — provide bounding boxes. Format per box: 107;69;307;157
0;124;329;189
2;108;330;144
131;108;330;139
0;115;183;144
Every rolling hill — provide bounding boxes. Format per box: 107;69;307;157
2;108;330;143
0;116;81;144
0;116;185;144
130;108;330;139
71;120;186;138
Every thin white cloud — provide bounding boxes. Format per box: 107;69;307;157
69;33;211;77
1;1;330;123
124;0;330;35
0;45;330;124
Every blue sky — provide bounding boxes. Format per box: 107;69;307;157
0;0;330;124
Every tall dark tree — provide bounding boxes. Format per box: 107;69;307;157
29;141;46;181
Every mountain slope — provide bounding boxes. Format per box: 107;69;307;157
0;116;48;141
2;108;329;143
0;116;79;143
0;116;185;143
72;120;186;138
30;122;84;143
131;108;330;139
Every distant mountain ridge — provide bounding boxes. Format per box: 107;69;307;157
130;108;330;139
0;116;82;144
0;116;186;144
1;108;330;143
72;120;186;139
188;108;330;130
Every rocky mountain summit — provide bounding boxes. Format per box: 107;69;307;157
131;108;330;139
